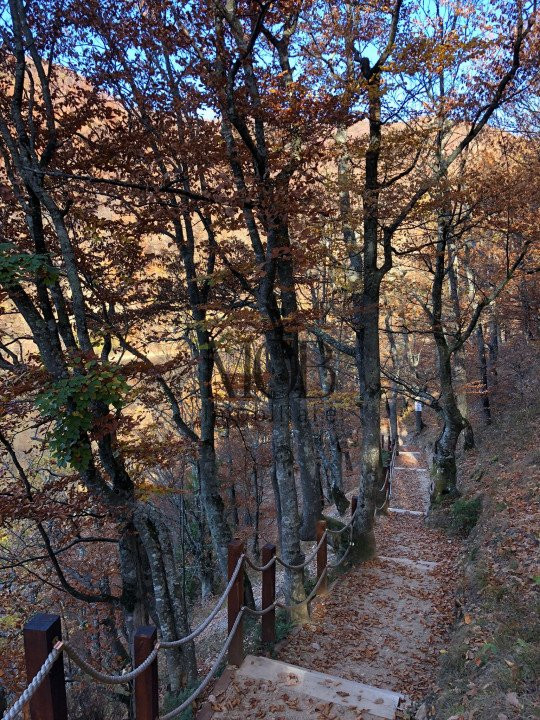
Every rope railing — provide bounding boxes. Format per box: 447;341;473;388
389;438;398;497
244;553;276;572
62;640;160;685
2;645;62;720
373;436;398;517
328;541;353;569
6;434;400;720
159;609;245;720
160;553;245;649
1;557;247;720
244;530;328;573
6;552;246;704
275;529;327;570
327;502;359;535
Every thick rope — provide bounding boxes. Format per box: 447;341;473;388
275;530;327;570
243;600;278;617
62;641;159;684
374;442;398;519
327;504;359;535
159;609;245;720
7;554;247;703
328;541;353;569
160;553;245;648
277;568;328;610
1;645;61;720
3;486;371;717
388;441;398;497
244;566;329;616
244;554;276;572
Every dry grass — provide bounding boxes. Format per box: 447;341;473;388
423;399;540;720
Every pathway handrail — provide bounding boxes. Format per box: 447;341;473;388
244;529;329;573
5;482;386;720
1;554;245;720
160;553;245;648
327;502;359;535
159;609;245;720
244;567;329;616
2;645;62;720
388;438;398;499
275;530;327;570
62;640;160;685
374;438;398;517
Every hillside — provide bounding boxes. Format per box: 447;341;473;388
419;348;540;719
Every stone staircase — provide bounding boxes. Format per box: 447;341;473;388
200;654;404;719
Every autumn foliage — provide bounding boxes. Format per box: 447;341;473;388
0;0;538;715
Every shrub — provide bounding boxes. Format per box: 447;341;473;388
451;497;482;535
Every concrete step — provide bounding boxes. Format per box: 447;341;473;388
237;655;404;719
393;466;429;472
379;555;438;572
388;507;425;516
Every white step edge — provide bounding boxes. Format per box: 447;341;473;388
393;467;429;472
379;555;438;571
237;654;403;720
387;507;425;516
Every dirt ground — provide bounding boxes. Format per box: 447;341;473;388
200;434;462;718
276;441;460;703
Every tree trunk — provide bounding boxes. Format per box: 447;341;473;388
349;69;386;560
269;370;308;620
384;313;400;450
136;512;197;693
351;287;382;561
487;310;499;386
447;242;471;423
475;323;492;424
430;212;466;500
270;439;283;553
388;389;399;445
432;333;466;499
315;338;348;514
431;413;463;501
197;347;232;579
291;390;324;539
118;526;151;637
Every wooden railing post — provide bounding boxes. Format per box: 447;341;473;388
227;538;245;666
261;543;276;647
316;519;328;596
351;495;358;518
134;626;158;720
23;613;67;720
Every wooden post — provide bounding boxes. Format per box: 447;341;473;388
134;626;158;720
261;543;276;647
23;614;67;720
316;519;328;596
227;538;245;666
351;495;358;517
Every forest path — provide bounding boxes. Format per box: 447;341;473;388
200;435;459;718
274;434;459;705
